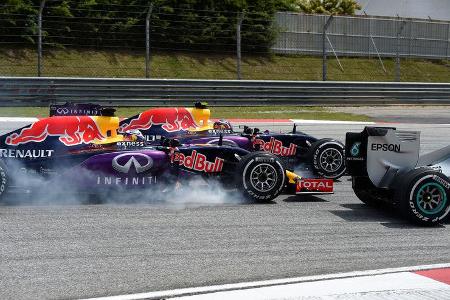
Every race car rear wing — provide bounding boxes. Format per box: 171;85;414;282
345;127;420;188
50;103;115;117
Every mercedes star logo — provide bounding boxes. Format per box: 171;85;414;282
112;153;153;174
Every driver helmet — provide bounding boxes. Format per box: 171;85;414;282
213;119;232;131
123;129;145;142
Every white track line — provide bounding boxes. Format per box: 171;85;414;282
0;117;38;122
173;272;450;300
81;263;450;300
290;119;376;125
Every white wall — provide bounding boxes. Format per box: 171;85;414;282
357;0;450;21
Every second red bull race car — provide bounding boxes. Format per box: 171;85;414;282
119;102;347;180
0;103;334;203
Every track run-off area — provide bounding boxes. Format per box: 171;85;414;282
0;119;449;299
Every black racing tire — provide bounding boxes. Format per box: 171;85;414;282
236;152;285;203
0;160;8;202
310;139;346;180
396;168;450;226
352;176;391;208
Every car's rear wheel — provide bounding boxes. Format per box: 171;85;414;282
236;152;285;203
396;168;450;226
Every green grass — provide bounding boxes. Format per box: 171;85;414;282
0;106;371;121
1;48;449;82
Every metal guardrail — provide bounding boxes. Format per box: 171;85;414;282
1;77;449;106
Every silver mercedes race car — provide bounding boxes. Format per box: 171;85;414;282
346;126;450;226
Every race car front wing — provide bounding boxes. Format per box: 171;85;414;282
296;178;334;195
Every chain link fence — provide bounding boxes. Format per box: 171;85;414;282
1;2;449;82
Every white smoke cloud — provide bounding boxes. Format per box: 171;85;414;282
0;159;244;208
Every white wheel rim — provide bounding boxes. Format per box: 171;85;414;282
249;163;278;192
319;148;343;173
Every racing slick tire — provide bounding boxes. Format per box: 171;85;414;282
236;152;285;203
0;160;8;202
309;139;346;180
352;176;391;208
396;168;450;226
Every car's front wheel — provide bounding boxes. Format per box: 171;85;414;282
236;152;285;203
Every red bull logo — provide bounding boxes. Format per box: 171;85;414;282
121;108;198;133
253;137;297;156
171;150;224;173
6;116;104;146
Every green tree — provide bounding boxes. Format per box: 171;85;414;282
295;0;361;15
0;0;296;52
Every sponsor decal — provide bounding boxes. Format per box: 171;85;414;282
96;176;157;185
433;175;450;189
208;129;233;135
255;157;275;163
112;153;153;174
0;164;6;195
50;104;104;117
19;166;55;175
144;135;161;142
171;150;224;173
55;108;101;116
120;108;198;133
297;178;333;193
116;141;146;147
253;137;297;157
350;142;361;157
0;149;54;159
346;156;364;161
371;143;401;152
39;167;55;174
5;116;104;146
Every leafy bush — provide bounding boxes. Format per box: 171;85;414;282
1;0;297;52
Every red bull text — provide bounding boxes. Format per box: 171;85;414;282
172;150;224;173
5;116;104;146
253;137;297;156
121;108;198;133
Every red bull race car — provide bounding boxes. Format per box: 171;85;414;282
0;103;334;203
119;102;347;180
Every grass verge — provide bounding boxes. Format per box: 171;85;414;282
1;48;449;82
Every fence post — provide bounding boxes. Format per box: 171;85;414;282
37;0;46;77
446;22;450;61
145;3;154;78
322;15;334;81
236;11;244;80
395;17;406;82
368;15;371;58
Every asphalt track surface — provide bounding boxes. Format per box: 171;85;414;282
331;106;450;124
0;121;449;300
